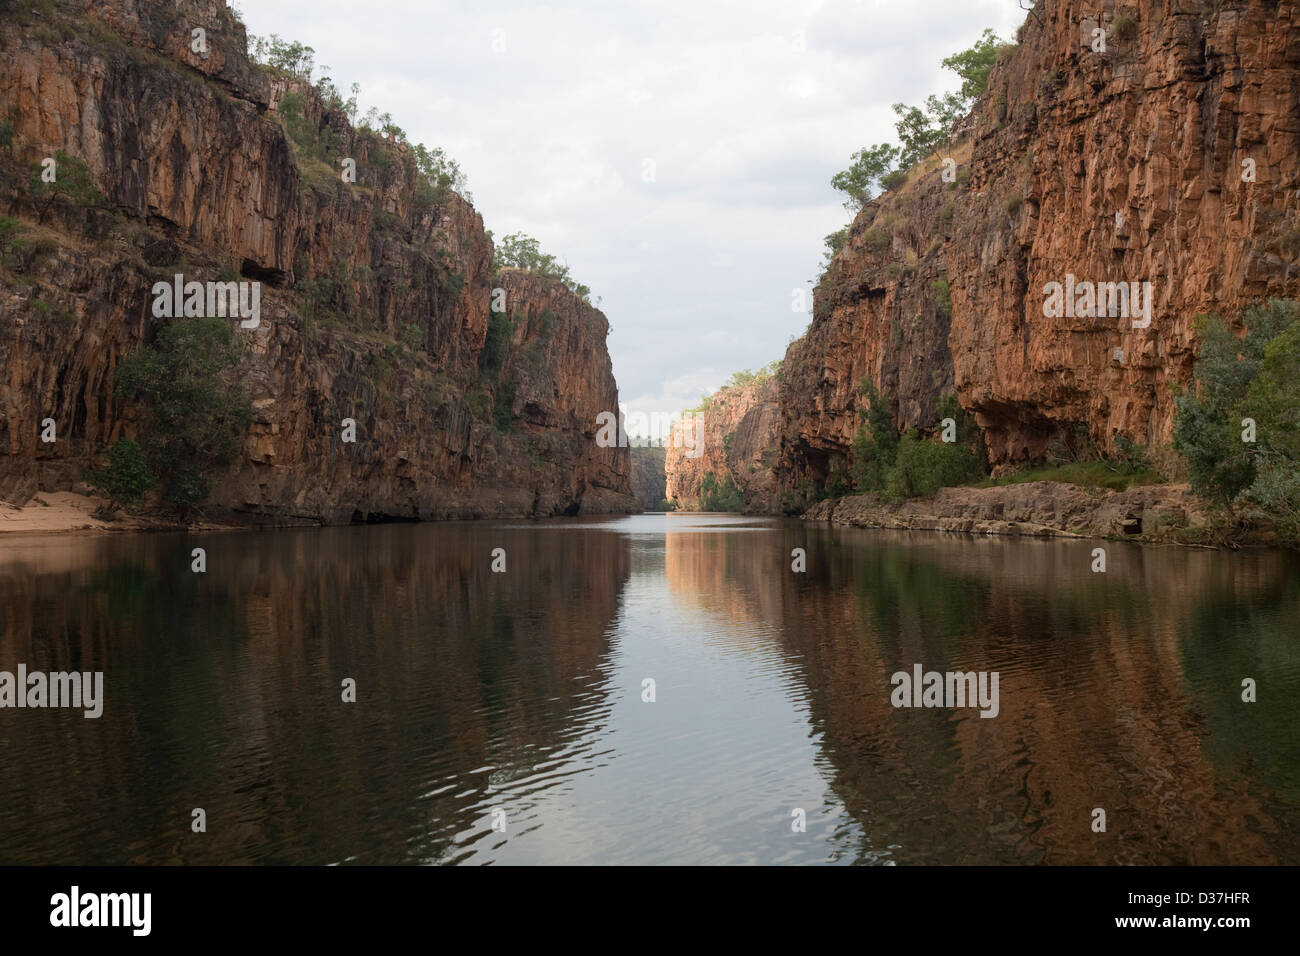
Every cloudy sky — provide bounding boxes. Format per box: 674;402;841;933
237;0;1028;437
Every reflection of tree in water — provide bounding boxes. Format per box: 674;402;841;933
0;539;245;864
0;526;630;864
663;526;1300;864
1179;569;1300;811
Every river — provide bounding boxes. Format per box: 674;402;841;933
1;514;1297;864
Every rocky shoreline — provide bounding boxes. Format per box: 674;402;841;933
800;481;1252;547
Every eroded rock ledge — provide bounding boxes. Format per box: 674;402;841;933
802;481;1216;543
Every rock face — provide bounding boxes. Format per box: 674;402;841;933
665;375;780;512
778;0;1300;495
0;0;634;520
627;445;667;511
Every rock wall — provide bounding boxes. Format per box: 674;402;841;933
628;445;666;511
0;0;635;521
665;375;779;512
778;0;1300;495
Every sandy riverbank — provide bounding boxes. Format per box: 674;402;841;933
0;492;199;536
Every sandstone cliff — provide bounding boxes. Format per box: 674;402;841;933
0;0;634;521
665;374;780;512
627;445;667;511
778;0;1300;495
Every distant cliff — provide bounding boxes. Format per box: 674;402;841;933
0;0;634;521
666;375;780;512
628;445;667;510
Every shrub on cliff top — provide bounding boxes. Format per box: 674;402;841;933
249;34;316;80
722;363;779;390
494;232;592;302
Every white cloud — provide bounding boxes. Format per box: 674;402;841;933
237;0;1027;412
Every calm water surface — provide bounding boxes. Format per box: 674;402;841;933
1;514;1298;864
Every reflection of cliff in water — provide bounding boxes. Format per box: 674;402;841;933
662;525;1300;864
0;525;631;864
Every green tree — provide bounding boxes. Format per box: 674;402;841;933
882;397;986;502
891;103;948;169
1247;321;1300;462
1173;301;1300;505
859;378;899;464
830;143;899;211
494;232;591;302
257;35;316;79
496;232;565;275
412;143;465;191
882;430;961;501
480;311;513;375
493;380;516;432
822;226;849;269
923;91;969;137
941;28;1003;100
85;439;156;507
1237;313;1300;543
700;471;743;512
935;391;986;468
850;379;898;492
832;27;1002;202
28;152;101;224
850;386;985;497
115;318;253;513
412;142;470;204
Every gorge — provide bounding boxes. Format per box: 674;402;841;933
1;0;1297;542
665;0;1299;544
